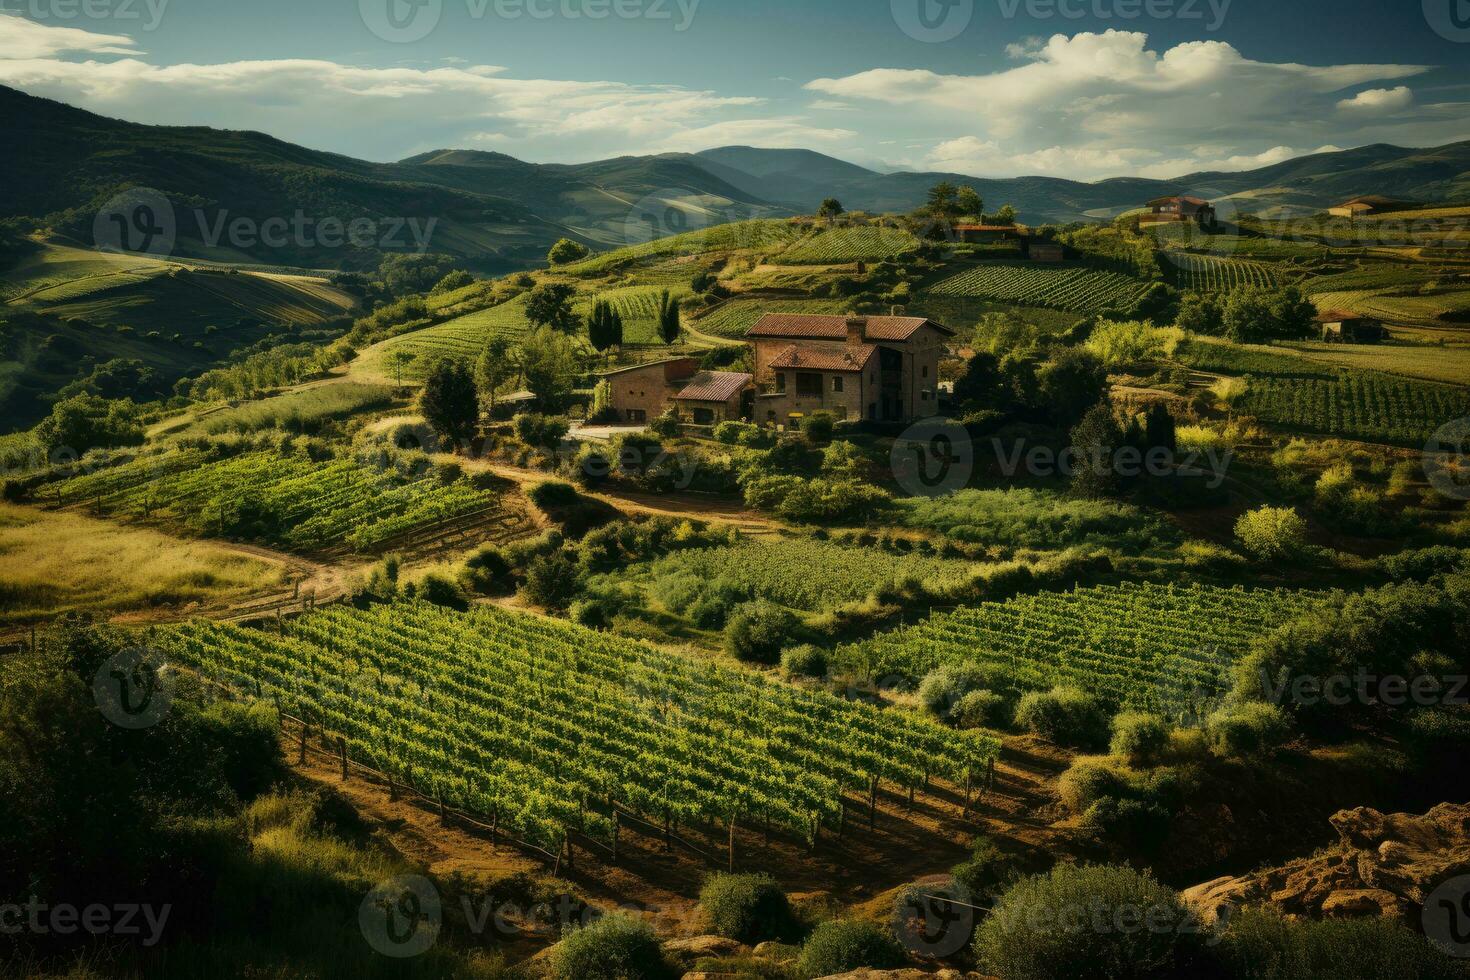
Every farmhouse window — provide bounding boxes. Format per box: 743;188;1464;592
775;373;787;393
627;409;647;422
832;376;844;393
796;373;823;397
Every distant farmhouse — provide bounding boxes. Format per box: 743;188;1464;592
597;312;954;428
1328;196;1410;218
953;224;1066;261
1140;195;1217;229
1316;309;1386;344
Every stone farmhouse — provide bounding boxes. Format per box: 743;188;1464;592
597;312;953;428
1140;195;1216;229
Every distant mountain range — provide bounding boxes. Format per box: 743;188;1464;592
5;84;1469;273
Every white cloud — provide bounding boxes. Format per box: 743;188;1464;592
808;99;855;111
0;14;138;59
0;14;843;163
1337;85;1414;113
810;30;1441;180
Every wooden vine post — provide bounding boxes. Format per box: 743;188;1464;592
338;738;348;781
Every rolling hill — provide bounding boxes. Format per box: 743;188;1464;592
6;82;1470;276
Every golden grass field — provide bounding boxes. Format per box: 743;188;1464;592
0;502;290;626
1282;340;1470;386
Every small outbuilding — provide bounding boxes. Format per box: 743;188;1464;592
672;371;752;425
1317;310;1386;344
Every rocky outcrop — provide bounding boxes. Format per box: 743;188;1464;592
662;935;749;960
1183;802;1470;924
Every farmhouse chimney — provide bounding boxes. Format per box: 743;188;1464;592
845;314;867;345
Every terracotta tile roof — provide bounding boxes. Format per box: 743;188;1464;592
674;371;751;403
767;343;876;373
746;313;953;341
599;357;698;380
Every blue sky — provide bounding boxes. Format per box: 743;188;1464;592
2;0;1468;180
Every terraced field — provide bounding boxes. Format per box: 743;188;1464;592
692;298;850;339
1281;341;1470;387
162;601;1001;853
1309;288;1470;326
833;582;1333;712
776;226;920;265
647;539;981;611
925;263;1151;314
562;220;805;274
1236;373;1470;445
1162;252;1283;290
354;295;534;382
38;448;506;552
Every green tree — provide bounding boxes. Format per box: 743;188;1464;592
525;283;581;333
519;327;583;413
376;253;457;295
431;270;475;294
656;290;681;345
1068;401;1125;499
993;203;1018;225
418;358;479;449
956;185;984;220
817;198;845;224
388;349;416;386
474;337;513;413
1038;348;1109;429
35;394;144;456
1234;505;1309;560
1175;290;1223;334
547;237;590;265
587;299;624;355
925;181;961;223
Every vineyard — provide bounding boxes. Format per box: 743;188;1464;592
354;295;534;382
693;298;850;339
833;583;1332;712
592;284;695;344
161;601;1001;854
562;220;805;274
38;448;504;551
925;263;1151;314
1235;373;1470;445
776;226;920;265
1162;252;1283;291
647;539;979;611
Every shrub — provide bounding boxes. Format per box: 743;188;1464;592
1234;506;1309;561
1205;702;1291;759
1057;758;1130;814
724;600;796;664
1109;712;1170;766
917;663;1004;721
549;914;674;980
514;413;570;448
975;864;1201;980
1214;906;1458;980
797;919;906;979
520;551;582;610
649;409;681;439
698;873;794;944
950;836;1020;902
801;412;835;444
410;571;469;611
1014;686;1110;749
714;420;764;445
780;644;828;679
529;480;582;508
463;546;514;595
953;690;1011;730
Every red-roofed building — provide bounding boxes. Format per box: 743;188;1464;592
672;370;753;425
1140;195;1217;229
746;313;954;425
